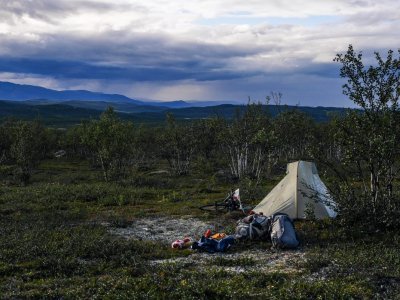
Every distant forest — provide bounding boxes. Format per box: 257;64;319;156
0;99;347;127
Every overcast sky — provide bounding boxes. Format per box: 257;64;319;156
0;0;399;106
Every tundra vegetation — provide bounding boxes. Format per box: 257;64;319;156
1;45;400;298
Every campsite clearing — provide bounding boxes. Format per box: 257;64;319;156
108;216;306;274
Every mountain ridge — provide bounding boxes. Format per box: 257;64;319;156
0;81;138;103
0;81;195;108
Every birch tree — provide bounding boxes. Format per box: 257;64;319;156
272;110;315;161
81;107;135;182
220;102;272;182
0;124;8;165
8;121;48;185
332;45;400;228
160;113;196;176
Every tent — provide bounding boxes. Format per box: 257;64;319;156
254;161;337;219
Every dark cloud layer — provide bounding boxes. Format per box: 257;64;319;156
3;31;263;62
0;29;344;84
0;0;119;23
2;0;397;105
0;56;262;82
0;23;354;107
0;31;268;82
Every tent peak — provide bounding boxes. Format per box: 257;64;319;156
255;161;336;219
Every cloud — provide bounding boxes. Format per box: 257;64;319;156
0;0;399;106
0;0;120;23
0;56;263;82
0;31;265;82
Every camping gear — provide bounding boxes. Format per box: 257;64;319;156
203;229;227;240
242;215;254;224
171;237;192;249
235;222;251;240
235;212;300;249
254;161;337;219
211;233;227;240
235;214;271;240
270;213;299;249
199;189;253;214
191;235;235;253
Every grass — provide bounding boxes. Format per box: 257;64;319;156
1;158;399;298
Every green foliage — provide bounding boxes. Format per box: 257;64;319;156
0;159;399;298
2;120;49;185
0;99;347;127
219;102;273;182
0;214;185;298
304;202;317;221
80;107;136;182
299;228;400;299
330;45;400;229
159;113;197;175
334;45;400;110
210;256;256;267
192;118;224;160
0;125;9;164
273;109;316;161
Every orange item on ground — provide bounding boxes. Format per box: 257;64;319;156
210;233;226;240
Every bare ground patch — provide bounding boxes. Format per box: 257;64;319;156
108;216;306;274
109;216;214;242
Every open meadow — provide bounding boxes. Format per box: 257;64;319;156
1;156;400;299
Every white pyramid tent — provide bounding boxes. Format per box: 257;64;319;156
254;161;337;219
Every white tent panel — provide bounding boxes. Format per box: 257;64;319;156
254;161;337;219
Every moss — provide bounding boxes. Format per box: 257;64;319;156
1;159;400;298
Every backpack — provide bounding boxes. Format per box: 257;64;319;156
235;222;251;240
235;214;271;240
270;213;299;249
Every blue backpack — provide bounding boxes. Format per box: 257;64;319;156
270;213;299;249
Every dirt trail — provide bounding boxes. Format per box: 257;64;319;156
109;217;306;274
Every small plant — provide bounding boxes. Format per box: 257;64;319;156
304;202;316;221
110;217;132;228
211;257;256;267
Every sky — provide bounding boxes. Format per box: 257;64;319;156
0;0;399;107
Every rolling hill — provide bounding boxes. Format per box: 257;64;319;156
0;100;347;127
0;81;192;108
0;81;137;103
0;81;348;126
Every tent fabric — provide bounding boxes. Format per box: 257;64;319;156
254;161;337;219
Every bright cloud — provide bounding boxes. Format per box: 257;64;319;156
0;0;399;106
